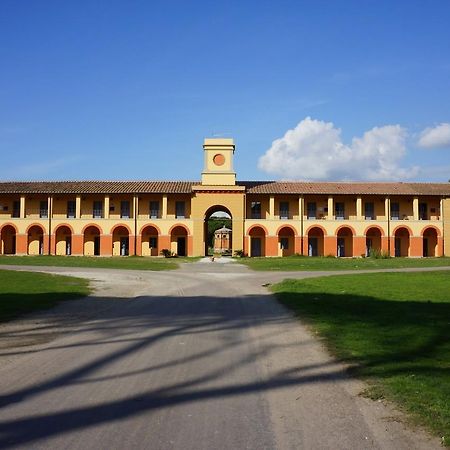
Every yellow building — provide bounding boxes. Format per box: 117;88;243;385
1;138;450;258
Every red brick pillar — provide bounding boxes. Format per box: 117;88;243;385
409;236;423;257
265;236;278;256
294;236;302;255
71;234;83;256
16;234;27;255
100;234;112;256
353;236;366;257
135;235;142;256
324;236;337;257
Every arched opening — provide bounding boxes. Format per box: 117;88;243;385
249;226;266;257
204;206;232;256
365;227;382;257
422;227;438;257
83;226;101;256
307;227;324;256
337;227;353;257
28;225;44;255
170;225;188;257
1;225;16;255
55;226;72;255
277;226;295;256
394;227;410;257
112;226;130;256
141;225;159;256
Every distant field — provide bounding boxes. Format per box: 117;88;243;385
272;271;450;444
0;255;197;270
0;270;90;322
239;255;450;271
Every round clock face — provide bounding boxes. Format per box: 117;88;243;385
213;153;225;166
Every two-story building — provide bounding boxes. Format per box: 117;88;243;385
1;138;450;257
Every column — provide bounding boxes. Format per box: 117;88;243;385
162;195;168;219
413;197;419;220
20;196;26;218
327;197;334;220
76;196;81;218
356;197;362;219
269;196;275;220
104;196;110;219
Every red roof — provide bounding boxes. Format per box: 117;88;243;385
0;180;449;196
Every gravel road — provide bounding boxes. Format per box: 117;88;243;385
0;260;443;449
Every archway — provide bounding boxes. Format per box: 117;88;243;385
141;225;159;256
422;227;438;257
277;226;295;256
112;226;130;256
83;225;101;256
336;227;353;257
28;225;44;255
307;226;325;256
55;226;72;255
365;227;382;257
204;206;232;256
394;227;410;257
170;225;188;256
248;226;266;257
1;225;16;255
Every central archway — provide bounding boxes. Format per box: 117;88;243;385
204;205;232;256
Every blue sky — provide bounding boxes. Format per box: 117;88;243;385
1;0;449;181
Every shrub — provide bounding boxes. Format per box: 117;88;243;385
234;249;247;257
160;249;172;258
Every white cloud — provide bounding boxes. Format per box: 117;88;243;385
258;117;418;181
417;123;450;149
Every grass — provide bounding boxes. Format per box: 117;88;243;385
0;255;199;270
0;270;90;322
239;255;450;271
271;271;450;444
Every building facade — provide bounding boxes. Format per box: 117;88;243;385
1;138;450;258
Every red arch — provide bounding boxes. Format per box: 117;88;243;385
305;224;327;236
335;224;356;236
53;223;75;234
110;223;132;235
169;224;190;235
82;223;103;235
276;224;298;236
247;224;268;236
392;225;413;236
0;222;19;234
26;223;46;234
421;225;441;237
364;225;385;237
139;223;161;235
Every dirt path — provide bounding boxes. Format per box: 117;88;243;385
0;262;443;449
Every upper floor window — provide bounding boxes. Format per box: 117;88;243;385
279;201;289;219
93;200;103;219
12;200;20;218
419;202;427;220
364;202;374;220
150;201;159;219
175;201;185;219
40;200;48;218
307;202;316;219
67;200;76;218
121;201;130;219
335;202;345;220
251;201;261;219
391;202;400;220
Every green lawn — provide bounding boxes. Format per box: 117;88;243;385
0;270;90;322
0;255;198;270
272;271;450;444
239;255;450;271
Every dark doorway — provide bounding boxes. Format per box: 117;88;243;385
308;237;318;256
251;237;262;257
120;237;129;256
94;236;100;256
177;237;186;257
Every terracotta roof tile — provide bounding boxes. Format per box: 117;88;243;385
0;180;449;196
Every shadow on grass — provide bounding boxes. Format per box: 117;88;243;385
276;290;450;438
0;292;88;323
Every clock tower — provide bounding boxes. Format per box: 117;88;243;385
201;138;236;186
